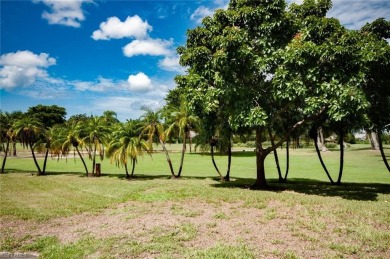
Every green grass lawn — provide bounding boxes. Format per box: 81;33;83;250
1;144;389;258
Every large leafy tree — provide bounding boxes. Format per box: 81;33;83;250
177;0;379;188
360;18;390;171
177;0;296;188
26;105;66;129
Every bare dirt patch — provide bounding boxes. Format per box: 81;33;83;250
3;197;384;258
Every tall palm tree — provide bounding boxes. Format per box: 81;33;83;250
140;107;176;177
1;111;13;173
61;122;89;176
13;116;46;175
166;101;200;177
107;121;152;178
78;116;110;176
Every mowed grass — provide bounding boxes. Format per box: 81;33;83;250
1;144;389;258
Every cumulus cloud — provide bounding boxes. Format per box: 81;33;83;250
190;6;215;23
286;0;390;30
33;0;94;27
92;16;152;40
158;56;185;73
191;0;228;24
123;38;173;57
0;50;56;89
328;0;390;30
127;72;152;92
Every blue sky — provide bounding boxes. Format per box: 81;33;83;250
1;0;389;121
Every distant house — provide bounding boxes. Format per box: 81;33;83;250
354;131;367;141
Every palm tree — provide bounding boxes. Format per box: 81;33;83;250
61;122;89;176
166;101;200;177
140;107;176;177
78;116;110;176
107;121;152;178
13;116;46;175
1;111;14;173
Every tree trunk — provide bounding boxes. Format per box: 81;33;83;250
42;145;49;175
92;142;97;176
368;131;380;150
224;141;232;181
76;147;89;177
314;138;334;184
177;134;187;177
318;127;328;152
252;128;268;189
1;140;10;174
284;139;290;181
29;142;42;175
210;144;224;180
377;131;390;172
189;135;192;153
160;139;176;177
131;158;136;177
269;130;283;182
12;141;17;156
336;129;344;185
124;163;129;179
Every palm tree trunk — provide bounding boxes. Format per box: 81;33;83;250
224;141;232;181
42;146;49;175
210;144;223;180
75;147;89;177
123;163;129;178
92;142;97;176
377;131;390;172
12;141;17;156
131;158;136;177
29;142;42;175
336;129;344;185
177;134;187;177
1;140;10;174
160;139;176;177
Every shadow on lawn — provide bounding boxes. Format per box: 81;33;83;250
212;177;390;201
3;169;389;202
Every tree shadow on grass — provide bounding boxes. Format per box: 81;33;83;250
211;177;390;201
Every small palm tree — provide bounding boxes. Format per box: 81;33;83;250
1;111;14;173
140;107;176;177
78;116;110;176
166;101;200;177
61;122;89;176
107;121;152;178
13;116;46;175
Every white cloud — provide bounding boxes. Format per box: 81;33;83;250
328;0;390;30
191;6;215;23
286;0;390;30
90;96;164;121
191;1;229;24
0;50;56;89
92;15;152;40
158;56;185;73
123;38;173;57
127;72;152;92
33;0;94;27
